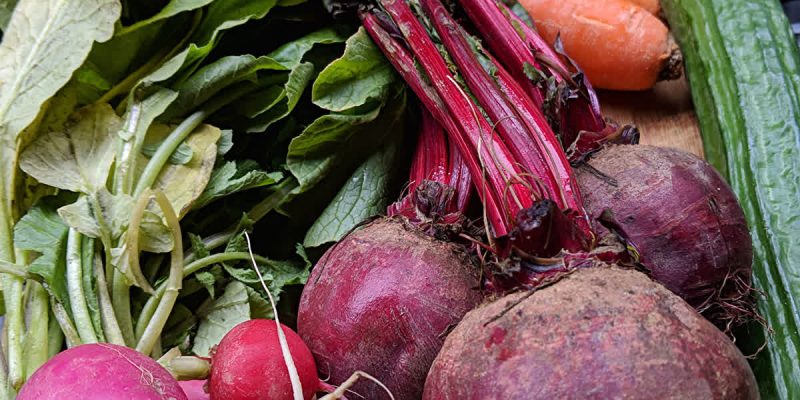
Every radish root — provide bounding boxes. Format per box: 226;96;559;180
318;371;395;400
244;232;304;400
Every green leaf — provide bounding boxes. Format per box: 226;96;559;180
192;0;277;47
118;88;179;141
194;160;283;209
222;254;308;306
0;0;120;142
162;55;286;120
118;0;213;35
57;190;173;253
304;137;399;247
217;129;234;156
19;104;122;194
312;27;396;112
141;141;193;165
0;0;18;31
245;285;272;319
195;265;222;299
140;123;221;217
243;62;315;133
188;233;210;260
56;196;105;239
142;0;278;88
287;87;406;193
162;303;196;352
192;280;250;357
13;197;70;305
268;27;348;69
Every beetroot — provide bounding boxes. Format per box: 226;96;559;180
18;343;187;400
423;267;759;399
208;319;318;400
576;145;754;324
297;219;482;400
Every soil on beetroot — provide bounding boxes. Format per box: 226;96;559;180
423;267;759;400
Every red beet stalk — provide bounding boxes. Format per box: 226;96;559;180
388;108;470;222
457;0;637;161
362;8;532;240
419;0;593;252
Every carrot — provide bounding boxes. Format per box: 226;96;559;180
519;0;680;90
625;0;661;16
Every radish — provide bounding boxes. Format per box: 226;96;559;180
17;343;187;400
167;232;394;400
208;320;318;400
576;145;755;326
423;267;759;399
179;381;209;400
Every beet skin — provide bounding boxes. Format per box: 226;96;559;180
297;219;482;400
576;145;753;321
423;267;759;399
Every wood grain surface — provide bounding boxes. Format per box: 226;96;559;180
598;77;705;158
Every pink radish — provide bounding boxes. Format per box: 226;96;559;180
18;343;187;400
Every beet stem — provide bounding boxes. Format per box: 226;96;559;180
362;10;520;238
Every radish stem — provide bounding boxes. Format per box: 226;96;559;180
136;192;183;356
66;229;97;344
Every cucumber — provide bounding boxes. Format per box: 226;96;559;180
662;0;800;398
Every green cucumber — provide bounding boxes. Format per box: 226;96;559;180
662;0;800;398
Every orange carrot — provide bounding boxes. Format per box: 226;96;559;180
625;0;661;16
519;0;680;91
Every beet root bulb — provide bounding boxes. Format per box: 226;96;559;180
297;218;483;400
576;145;754;326
423;267;759;399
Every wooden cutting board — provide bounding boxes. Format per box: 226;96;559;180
597;77;705;158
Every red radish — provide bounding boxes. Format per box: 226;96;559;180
298;219;483;400
179;380;209;400
423;267;759;399
17;343;187;400
576;145;755;326
208;320;318;400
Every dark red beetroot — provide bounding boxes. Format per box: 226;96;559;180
208;319;318;400
297;219;482;400
576;145;754;325
423;267;759;399
18;343;187;400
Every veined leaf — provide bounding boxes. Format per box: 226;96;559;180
268;27;347;69
14;197;71;305
57;190;173;253
312;27;396;112
118;0;213;35
0;0;120;142
140;123;221;217
19;104;121;194
304;136;399;247
192;281;249;357
243;62;315;133
162;55;286;120
0;0;18;31
141;0;278;88
194;160;282;209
